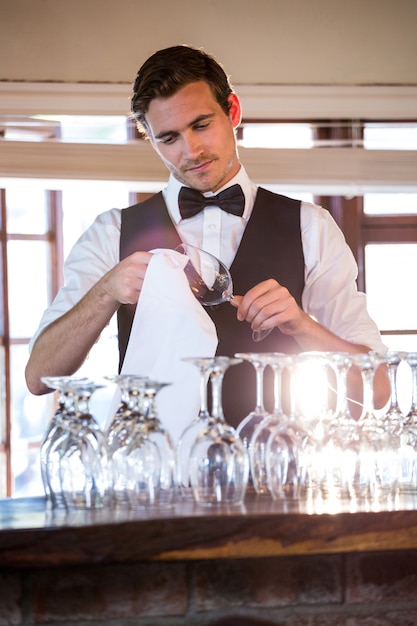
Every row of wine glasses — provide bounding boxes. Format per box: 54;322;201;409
40;356;250;510
40;375;175;510
240;350;417;509
40;350;417;511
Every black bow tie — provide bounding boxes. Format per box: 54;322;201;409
178;184;245;220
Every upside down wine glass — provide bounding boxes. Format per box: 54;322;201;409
352;352;400;504
234;352;272;466
176;357;216;499
266;355;310;501
400;352;417;494
40;375;88;507
249;353;291;497
188;356;249;506
176;243;272;342
123;379;176;508
378;351;416;495
46;379;113;509
324;352;360;500
105;375;149;506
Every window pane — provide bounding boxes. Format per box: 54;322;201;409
8;240;49;338
263;187;314;204
36;115;129;144
382;335;417;352
364;123;417;150
365;243;417;331
6;181;48;234
239;123;313;148
364;193;417;216
62;181;130;258
10;344;52;497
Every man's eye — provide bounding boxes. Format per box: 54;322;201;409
161;136;175;144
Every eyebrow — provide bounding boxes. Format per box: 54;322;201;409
153;113;216;141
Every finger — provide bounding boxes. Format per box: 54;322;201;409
230;295;242;308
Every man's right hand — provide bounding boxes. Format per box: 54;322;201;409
25;251;153;395
101;251;153;305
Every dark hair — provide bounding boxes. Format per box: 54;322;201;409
131;45;234;134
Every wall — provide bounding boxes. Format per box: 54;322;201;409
1;0;417;86
2;551;417;625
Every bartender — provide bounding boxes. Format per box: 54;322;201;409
25;45;389;427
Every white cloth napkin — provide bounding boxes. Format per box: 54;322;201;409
115;249;218;443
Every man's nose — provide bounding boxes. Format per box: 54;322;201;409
182;133;203;159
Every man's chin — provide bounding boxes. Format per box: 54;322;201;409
178;174;215;193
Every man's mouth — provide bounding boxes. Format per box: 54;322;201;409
185;159;213;173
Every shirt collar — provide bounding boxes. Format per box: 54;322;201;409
163;166;257;224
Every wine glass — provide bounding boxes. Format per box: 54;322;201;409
124;379;176;508
249;353;291;496
105;375;149;506
352;352;400;505
282;351;330;499
188;356;249;505
235;353;272;449
40;375;89;507
400;352;417;493
377;351;406;433
176;243;272;342
324;352;361;499
266;355;308;500
176;357;216;499
47;379;113;509
379;351;417;495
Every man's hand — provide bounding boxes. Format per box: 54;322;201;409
101;251;152;305
231;278;306;336
230;278;390;412
25;251;153;395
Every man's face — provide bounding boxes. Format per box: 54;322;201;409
145;81;242;193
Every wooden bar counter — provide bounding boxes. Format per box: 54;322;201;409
2;489;417;569
3;491;417;624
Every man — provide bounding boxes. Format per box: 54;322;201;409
25;45;389;425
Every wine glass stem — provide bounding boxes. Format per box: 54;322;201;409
387;361;400;411
73;393;91;416
254;365;266;413
210;371;226;421
336;366;350;416
410;364;417;412
272;367;283;414
199;368;209;415
361;367;376;423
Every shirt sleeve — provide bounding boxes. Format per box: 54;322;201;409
300;201;387;352
29;208;121;351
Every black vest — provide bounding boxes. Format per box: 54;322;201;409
118;187;305;427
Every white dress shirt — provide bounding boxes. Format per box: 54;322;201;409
30;166;386;353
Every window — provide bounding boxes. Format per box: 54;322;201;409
0;176;133;497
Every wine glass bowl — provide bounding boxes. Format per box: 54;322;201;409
175;243;233;306
176;243;272;341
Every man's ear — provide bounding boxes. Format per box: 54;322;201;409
228;93;242;129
